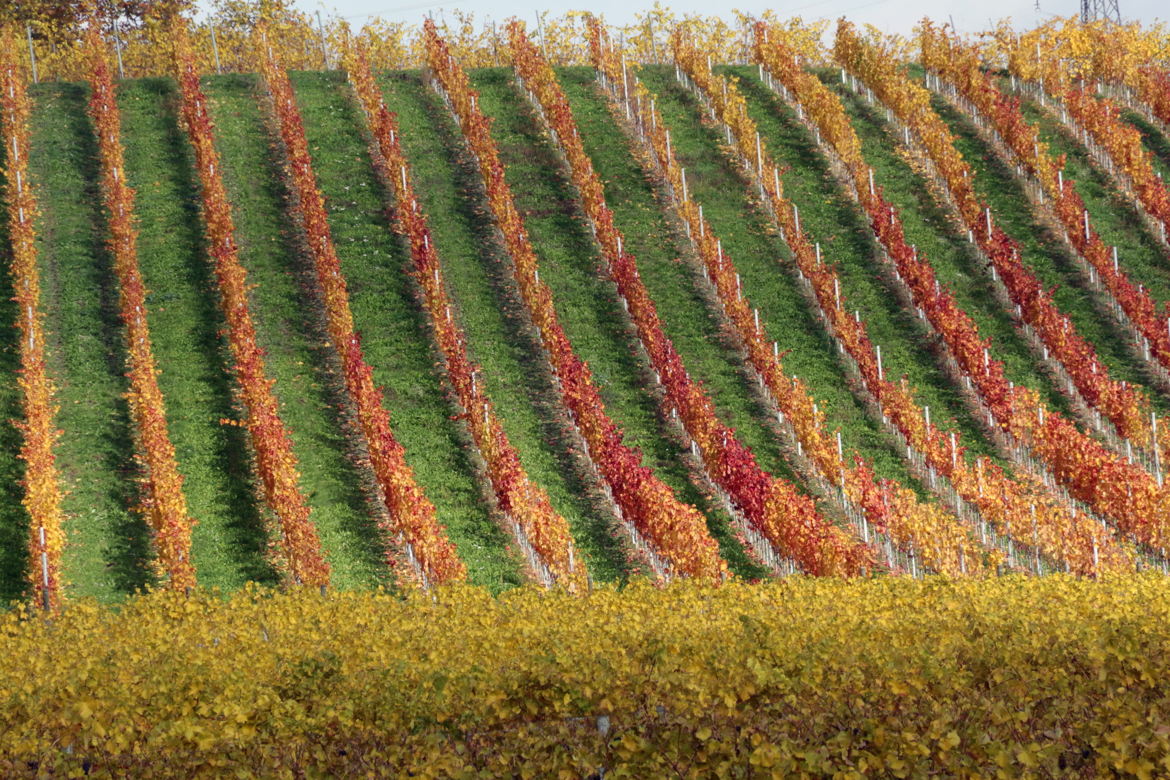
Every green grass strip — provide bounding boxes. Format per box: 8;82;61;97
638;66;922;492
926;88;1165;414
378;71;629;583
290;71;519;592
729;67;1005;466
203;72;393;591
28;82;145;601
471;67;765;579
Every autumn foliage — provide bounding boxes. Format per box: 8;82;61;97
344;39;583;589
511;23;874;577
743;24;1132;573
828;22;1170;557
257;29;466;587
85;22;196;591
170;20;329;588
425;20;727;580
588;21;984;577
854;22;1156;464
921;26;1170;470
0;28;67;609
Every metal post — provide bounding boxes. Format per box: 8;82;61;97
39;526;49;610
114;21;125;80
25;24;37;85
208;25;222;74
316;11;329;69
535;11;548;63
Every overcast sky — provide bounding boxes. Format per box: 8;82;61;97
262;0;1167;36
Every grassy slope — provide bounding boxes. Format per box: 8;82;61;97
472;67;765;578
117;77;271;591
927;90;1162;413
28;82;145;600
637;66;922;490
729;68;1004;464
823;77;1069;417
1019;98;1170;346
378;72;629;582
203;73;389;590
290;71;520;591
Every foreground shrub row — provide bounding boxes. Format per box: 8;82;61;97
1;577;1168;775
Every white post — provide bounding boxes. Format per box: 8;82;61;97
39;526;49;610
1154;412;1162;487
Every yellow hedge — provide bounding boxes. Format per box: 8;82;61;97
2;577;1169;777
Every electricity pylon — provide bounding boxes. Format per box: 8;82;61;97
1080;0;1121;24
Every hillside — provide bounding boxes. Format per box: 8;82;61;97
1;18;1170;604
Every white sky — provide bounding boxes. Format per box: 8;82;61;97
241;0;1167;36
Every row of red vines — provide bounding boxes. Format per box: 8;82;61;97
843;22;1163;475
171;20;329;587
920;28;1170;435
343;39;583;589
510;22;872;576
831;22;1170;555
423;20;727;580
733;25;1132;573
256;29;466;587
587;21;982;575
0;29;67;608
85;23;196;590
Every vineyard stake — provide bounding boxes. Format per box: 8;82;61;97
25;25;36;84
